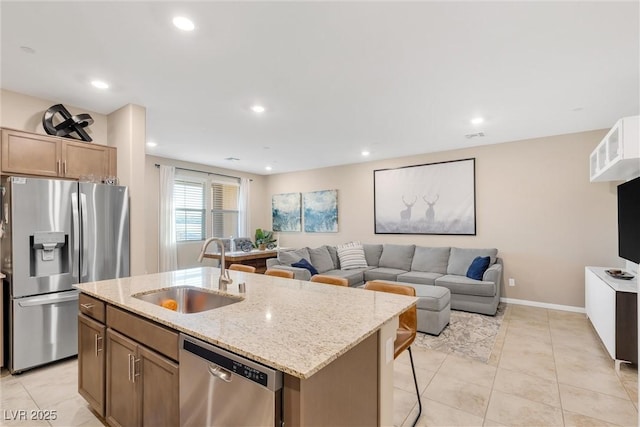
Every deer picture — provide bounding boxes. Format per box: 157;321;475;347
423;194;439;223
400;195;417;221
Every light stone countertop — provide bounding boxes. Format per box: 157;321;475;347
74;267;417;379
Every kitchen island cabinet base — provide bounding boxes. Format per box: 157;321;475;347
283;332;379;426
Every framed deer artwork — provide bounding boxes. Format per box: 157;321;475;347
373;158;476;235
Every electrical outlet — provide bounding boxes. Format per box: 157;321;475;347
508;278;516;287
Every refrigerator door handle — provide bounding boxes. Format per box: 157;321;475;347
17;291;80;307
72;194;80;279
80;193;89;278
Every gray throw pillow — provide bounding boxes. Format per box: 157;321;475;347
411;246;450;274
308;246;335;274
378;244;415;271
278;248;310;266
363;244;383;267
325;245;340;269
447;247;498;276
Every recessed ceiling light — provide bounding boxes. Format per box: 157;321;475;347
91;80;109;89
173;16;195;31
362;151;370;156
251;105;266;114
265;166;272;171
471;117;484;125
146;141;157;148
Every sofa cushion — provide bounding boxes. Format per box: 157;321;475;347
466;256;491;280
325;245;340;269
396;271;443;286
308;246;335;274
363;244;383;267
324;268;368;287
447;247;498;276
278;248;310;265
410;246;450;274
435;275;496;297
337;241;368;270
292;258;318;276
364;267;407;282
414;285;450;311
378;244;415;271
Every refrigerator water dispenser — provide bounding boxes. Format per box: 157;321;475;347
30;231;68;276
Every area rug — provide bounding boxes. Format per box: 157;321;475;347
413;303;506;363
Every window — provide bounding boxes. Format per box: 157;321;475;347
174;179;205;241
174;173;240;242
211;181;239;238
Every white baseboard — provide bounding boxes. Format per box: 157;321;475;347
500;297;585;314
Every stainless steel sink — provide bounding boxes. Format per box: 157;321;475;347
133;286;242;313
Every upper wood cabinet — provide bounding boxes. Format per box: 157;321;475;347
1;128;117;179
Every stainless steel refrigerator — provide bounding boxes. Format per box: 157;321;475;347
2;176;129;373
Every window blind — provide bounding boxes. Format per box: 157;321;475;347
174;179;205;241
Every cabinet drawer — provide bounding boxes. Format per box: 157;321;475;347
79;294;106;323
106;306;178;361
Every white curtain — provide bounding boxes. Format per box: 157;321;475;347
159;165;178;272
238;177;251;238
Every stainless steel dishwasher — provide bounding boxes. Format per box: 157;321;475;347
179;334;283;427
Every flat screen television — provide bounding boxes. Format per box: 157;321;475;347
617;176;640;264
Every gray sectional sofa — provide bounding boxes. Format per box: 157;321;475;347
266;244;503;315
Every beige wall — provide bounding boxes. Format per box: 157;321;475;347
108;104;147;276
0;89;108;144
265;130;621;308
144;155;267;273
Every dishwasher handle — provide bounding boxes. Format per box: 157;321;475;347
208;364;232;383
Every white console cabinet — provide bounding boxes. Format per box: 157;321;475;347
589;116;640;182
585;267;637;368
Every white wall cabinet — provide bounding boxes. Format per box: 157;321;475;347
585;267;637;367
590;116;640;182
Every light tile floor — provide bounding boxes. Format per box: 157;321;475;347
394;304;638;427
0;304;637;426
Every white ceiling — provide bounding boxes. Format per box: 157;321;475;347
1;1;638;175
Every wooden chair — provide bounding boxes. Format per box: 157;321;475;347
228;264;256;273
310;274;348;287
264;269;295;279
364;280;421;427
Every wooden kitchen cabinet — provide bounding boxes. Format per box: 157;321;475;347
62;140;116;179
138;345;180;427
105;329;179;427
78;294;107;416
106;329;138;427
1;128;60;176
1;128;116;179
78;314;106;417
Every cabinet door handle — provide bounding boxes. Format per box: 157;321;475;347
57;160;61;175
127;353;132;382
95;334;103;356
80;303;94;310
63;161;67;175
132;356;141;383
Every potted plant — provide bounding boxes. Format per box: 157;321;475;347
254;228;276;250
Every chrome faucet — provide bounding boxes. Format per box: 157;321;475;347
197;237;233;291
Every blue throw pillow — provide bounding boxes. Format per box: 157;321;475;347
466;256;490;281
292;258;318;276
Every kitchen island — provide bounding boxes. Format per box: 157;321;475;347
75;267;417;426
